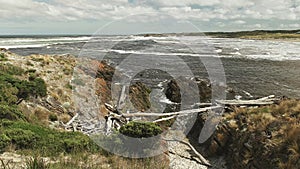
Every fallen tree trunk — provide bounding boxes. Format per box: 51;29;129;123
215;99;275;106
122;106;222;117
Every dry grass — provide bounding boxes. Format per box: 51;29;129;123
0;152;168;169
203;99;300;169
106;154;169;169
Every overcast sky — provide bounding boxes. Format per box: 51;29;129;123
0;0;299;35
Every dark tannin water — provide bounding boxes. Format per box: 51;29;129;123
2;35;300;99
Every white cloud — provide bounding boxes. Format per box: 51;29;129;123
234;20;246;24
0;0;299;33
0;0;156;21
280;23;300;28
0;0;299;22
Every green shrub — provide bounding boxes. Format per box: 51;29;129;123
108;122;164;157
31;57;45;62
26;61;34;66
0;83;18;105
28;73;37;81
14;78;47;100
0;104;25;120
0;63;24;75
63;135;91;153
0;69;47;101
0;121;100;156
120;121;162;138
0;134;10;152
48;114;58;121
31;78;47;97
65;83;73;90
0;53;8;61
5;128;38;149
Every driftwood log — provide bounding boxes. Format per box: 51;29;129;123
216;95;278;106
165;139;212;167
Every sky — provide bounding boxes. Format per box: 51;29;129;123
0;0;299;35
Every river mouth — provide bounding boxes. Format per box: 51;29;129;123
220;58;300;99
6;35;300;99
109;55;300;100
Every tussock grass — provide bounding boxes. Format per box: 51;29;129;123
206;99;300;168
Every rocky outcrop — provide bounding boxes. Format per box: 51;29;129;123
165;77;212;105
129;82;151;111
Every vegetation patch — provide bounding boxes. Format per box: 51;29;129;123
200;99;300;169
120;121;162;138
0;120;100;156
0;53;8;61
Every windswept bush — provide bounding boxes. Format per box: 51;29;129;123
5;128;38;149
0;83;18;105
0;53;8;61
0;63;24;75
0;120;100;156
0;104;25;121
120;121;162;138
0;134;10;152
15;78;47;100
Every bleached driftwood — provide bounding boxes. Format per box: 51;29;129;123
216;97;277;106
66;113;79;126
122;106;222;117
166;139;211;167
192;95;278;107
153;115;177;123
180;140;211;167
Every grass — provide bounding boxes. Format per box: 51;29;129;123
0;53;8;61
203;99;300;169
0;63;24;76
24;156;50;169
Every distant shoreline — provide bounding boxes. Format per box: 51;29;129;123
139;29;300;41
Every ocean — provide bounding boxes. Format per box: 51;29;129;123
1;35;300;99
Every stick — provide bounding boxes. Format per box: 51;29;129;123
153;115;177;123
165;139;211;167
180;140;211;167
66;113;79;126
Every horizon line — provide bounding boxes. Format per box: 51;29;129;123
0;29;299;36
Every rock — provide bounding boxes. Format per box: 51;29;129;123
129;81;151;111
166;79;181;103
